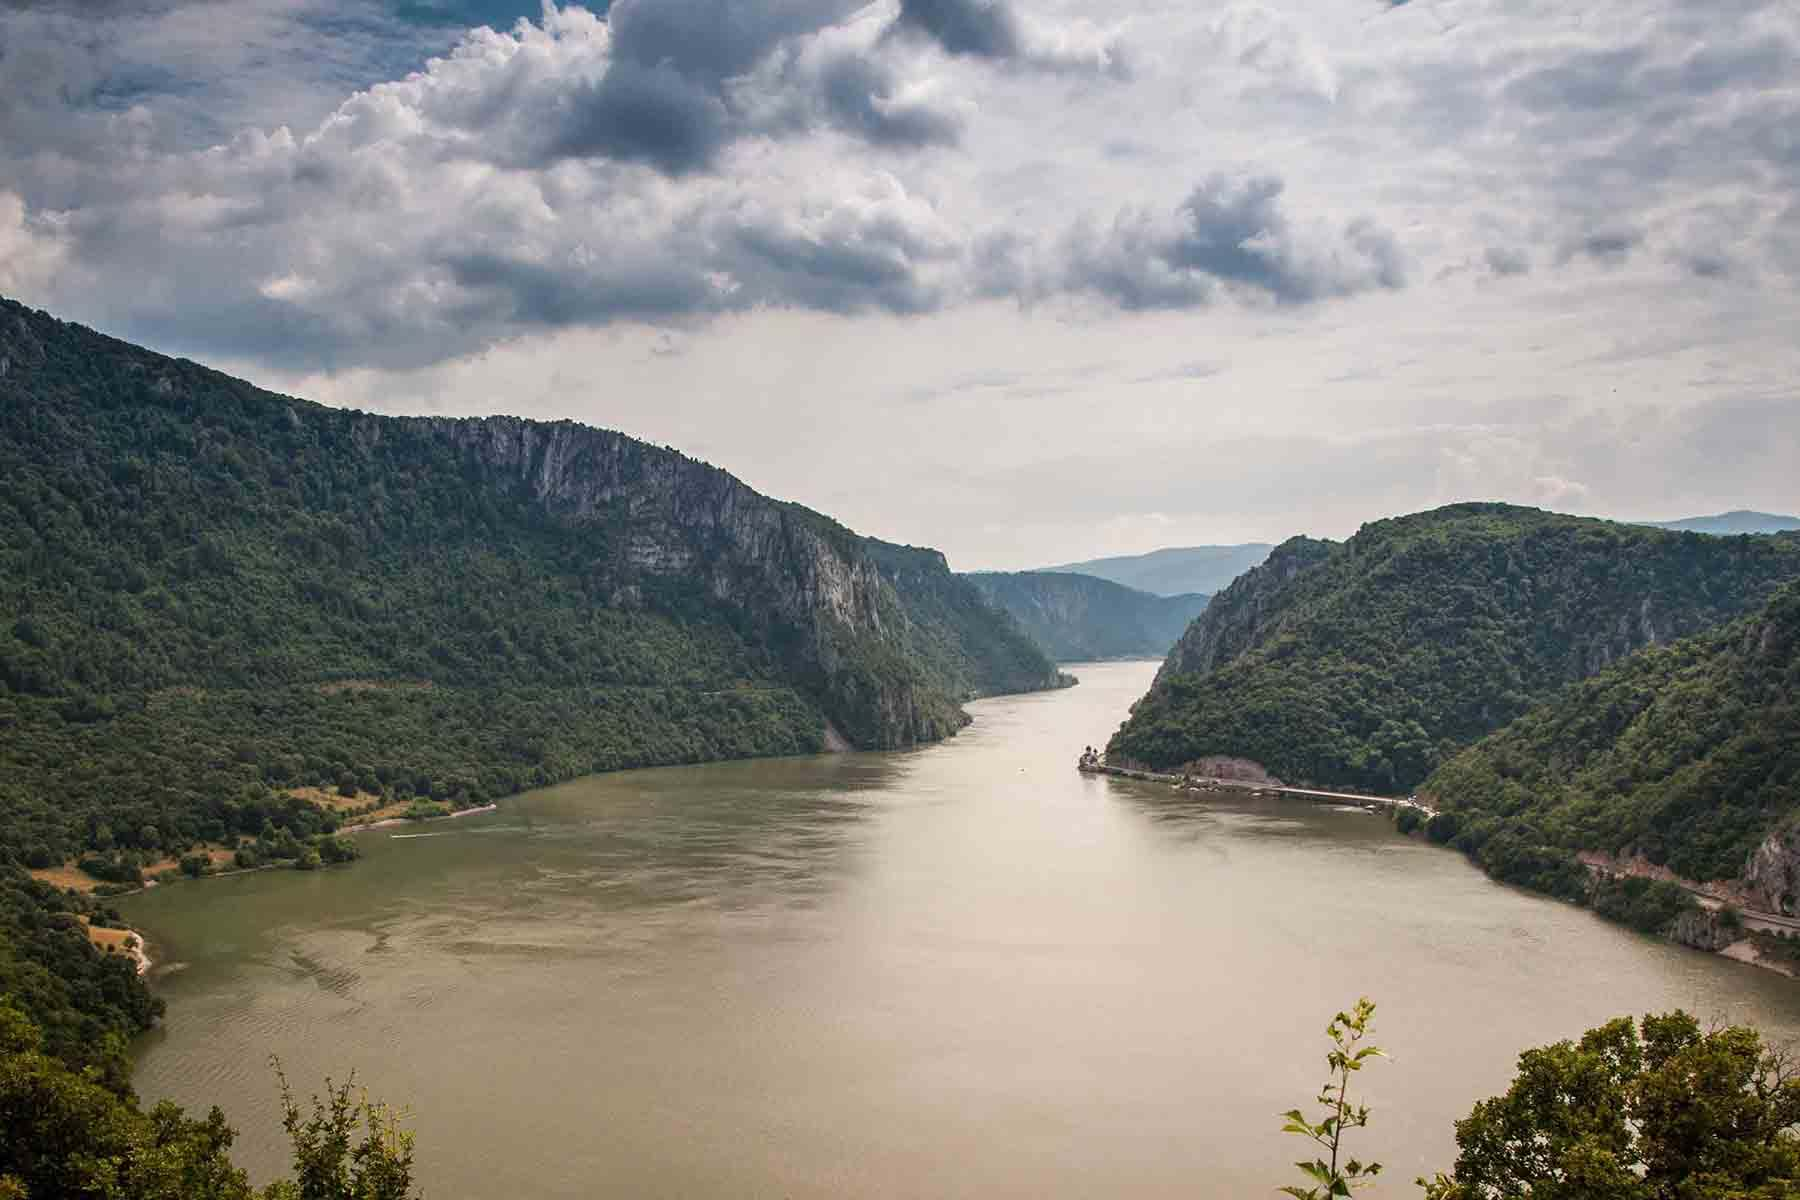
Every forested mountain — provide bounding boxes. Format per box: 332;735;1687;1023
1641;511;1800;536
964;571;1209;661
1039;543;1272;597
1424;581;1800;902
0;295;1062;873
1109;503;1800;793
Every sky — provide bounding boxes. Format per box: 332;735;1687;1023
1;0;1796;570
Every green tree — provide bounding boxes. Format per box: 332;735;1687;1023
1419;1010;1800;1199
0;1001;254;1200
263;1064;416;1200
1281;997;1384;1199
2;1002;420;1200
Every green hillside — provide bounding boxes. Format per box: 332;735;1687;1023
1109;504;1800;792
964;571;1210;661
0;295;1060;874
1424;581;1800;895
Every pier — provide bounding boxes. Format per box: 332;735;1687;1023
1076;751;1436;819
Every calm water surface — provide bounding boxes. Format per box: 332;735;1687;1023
127;662;1800;1197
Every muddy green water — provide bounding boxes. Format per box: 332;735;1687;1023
126;661;1800;1198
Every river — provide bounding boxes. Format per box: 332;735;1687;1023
125;661;1800;1197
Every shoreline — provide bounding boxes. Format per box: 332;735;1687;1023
1086;758;1800;983
109;802;504;978
81;916;152;976
337;801;499;836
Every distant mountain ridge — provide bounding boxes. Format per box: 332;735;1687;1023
1109;503;1800;793
963;571;1210;662
1040;543;1273;596
1639;511;1800;536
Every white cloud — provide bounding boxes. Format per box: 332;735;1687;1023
0;193;66;295
1;0;1797;563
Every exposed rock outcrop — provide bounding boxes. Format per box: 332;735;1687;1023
1745;827;1800;917
1151;536;1333;686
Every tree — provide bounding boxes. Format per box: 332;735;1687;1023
263;1064;417;1200
1420;1010;1800;1199
1;1002;420;1200
1281;997;1384;1199
0;1001;255;1200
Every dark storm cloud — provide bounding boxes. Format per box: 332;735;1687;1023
606;0;854;78
1048;176;1406;309
813;53;962;148
886;0;1127;77
893;0;1022;59
444;249;720;327
482;0;974;171
724;210;954;315
538;58;732;174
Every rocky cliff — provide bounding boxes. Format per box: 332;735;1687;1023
417;413;977;746
0;294;1061;866
1150;536;1332;686
1745;827;1800;916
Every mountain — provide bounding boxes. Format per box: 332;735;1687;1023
1108;503;1800;793
1640;511;1800;536
1040;543;1273;597
1423;581;1800;905
963;572;1211;661
0;295;1063;870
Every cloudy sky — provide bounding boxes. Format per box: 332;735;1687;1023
2;0;1796;568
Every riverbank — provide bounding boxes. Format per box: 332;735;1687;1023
81;916;151;976
1076;758;1435;818
338;802;499;836
125;662;1800;1199
1081;756;1799;983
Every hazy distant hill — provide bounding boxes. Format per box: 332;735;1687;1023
964;572;1210;661
1041;543;1273;596
1109;503;1800;793
0;294;1063;868
1640;510;1800;535
1426;580;1800;899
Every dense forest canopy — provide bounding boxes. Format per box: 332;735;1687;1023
0;295;1059;873
1425;581;1800;892
1110;503;1800;794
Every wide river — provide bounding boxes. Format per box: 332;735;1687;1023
127;661;1800;1197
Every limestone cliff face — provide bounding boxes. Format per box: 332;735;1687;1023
380;414;1056;749
424;415;885;636
1151;536;1334;687
1745;827;1800;916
